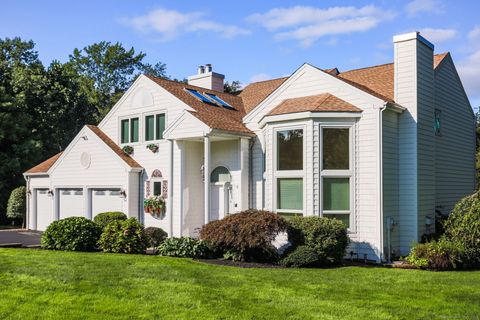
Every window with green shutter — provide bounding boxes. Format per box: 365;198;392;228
156;114;165;140
145;115;155;141
130;118;139;143
277;178;303;210
121;119;129;144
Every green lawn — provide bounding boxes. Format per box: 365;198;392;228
0;249;479;320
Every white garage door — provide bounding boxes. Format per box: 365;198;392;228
35;189;53;231
91;188;124;218
58;188;85;219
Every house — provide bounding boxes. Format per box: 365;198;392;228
23;32;475;262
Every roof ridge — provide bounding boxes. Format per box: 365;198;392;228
245;76;289;86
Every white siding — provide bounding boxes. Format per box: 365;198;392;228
434;57;476;216
250;133;265;209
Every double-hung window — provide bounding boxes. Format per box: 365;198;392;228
275;128;304;217
120;117;139;144
145;113;166;141
321;127;352;228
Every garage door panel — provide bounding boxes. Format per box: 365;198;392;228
59;188;85;219
91;188;124;218
35;189;53;231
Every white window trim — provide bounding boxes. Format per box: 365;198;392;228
118;114;141;146
142;110;168;143
272;124;306;214
319;123;356;233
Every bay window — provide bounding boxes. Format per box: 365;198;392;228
321;126;352;228
275;128;304;216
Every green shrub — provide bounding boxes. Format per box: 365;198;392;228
199;209;288;262
157;237;210;258
6;186;26;220
144;227;168;247
444;192;480;264
98;218;148;254
406;240;463;270
281;245;322;268
93;211;127;229
41;217;101;251
287;216;349;265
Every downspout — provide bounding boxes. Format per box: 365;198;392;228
248;137;255;209
378;102;388;262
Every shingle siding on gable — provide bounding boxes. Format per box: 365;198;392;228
434;58;475;216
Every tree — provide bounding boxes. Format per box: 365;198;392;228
6;186;26;225
68;41;167;120
224;80;242;94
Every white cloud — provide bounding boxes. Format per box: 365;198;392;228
468;26;480;40
249;73;271;83
457;50;480;103
405;0;445;16
247;5;394;47
419;28;457;43
123;8;250;41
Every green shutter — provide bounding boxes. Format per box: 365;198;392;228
153;182;162;196
323;178;350;211
156;114;165;140
121;119;129;144
130;118;139;143
145;115;154;141
277;178;303;210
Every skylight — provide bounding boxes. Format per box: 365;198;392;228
185;88;212;103
205;93;234;109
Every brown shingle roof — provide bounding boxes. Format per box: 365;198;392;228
86;125;142;168
268;93;362;116
336;53;449;102
146;76;252;135
239;77;289;113
25;152;63;174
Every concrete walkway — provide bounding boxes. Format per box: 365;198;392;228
0;229;42;247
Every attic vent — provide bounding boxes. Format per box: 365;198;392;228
184;88;213;104
204;93;234;109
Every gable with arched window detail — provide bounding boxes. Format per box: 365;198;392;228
210;166;231;183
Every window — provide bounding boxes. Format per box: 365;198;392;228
277;129;303;170
210;166;231;183
275;127;304;216
153;181;162;196
120;117;139;144
145;113;166;141
321;127;352;229
434;109;442;136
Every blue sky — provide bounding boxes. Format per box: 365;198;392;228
1;0;479;107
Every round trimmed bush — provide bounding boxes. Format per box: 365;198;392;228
6;186;26;220
157;237;210;258
98;218;148;254
93;211;127;229
199;209;288;262
287;216;349;265
444;192;480;264
281;245;321;268
144;227;168;248
41;217;102;251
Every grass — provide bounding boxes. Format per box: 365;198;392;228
0;249;479;320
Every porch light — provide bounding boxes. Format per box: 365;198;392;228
47;189;54;197
120;189;127;199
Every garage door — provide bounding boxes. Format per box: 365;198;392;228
35;189;53;231
58;188;85;219
91;188;124;218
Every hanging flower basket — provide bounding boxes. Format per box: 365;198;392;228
144;196;166;216
122;145;134;155
146;143;159;153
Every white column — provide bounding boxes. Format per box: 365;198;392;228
204;135;211;224
239;138;250;211
168;139;174;237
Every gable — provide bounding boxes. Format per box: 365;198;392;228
163;110;210;140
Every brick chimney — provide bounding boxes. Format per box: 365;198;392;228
187;64;225;92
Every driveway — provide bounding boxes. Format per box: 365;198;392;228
0;229;42;247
